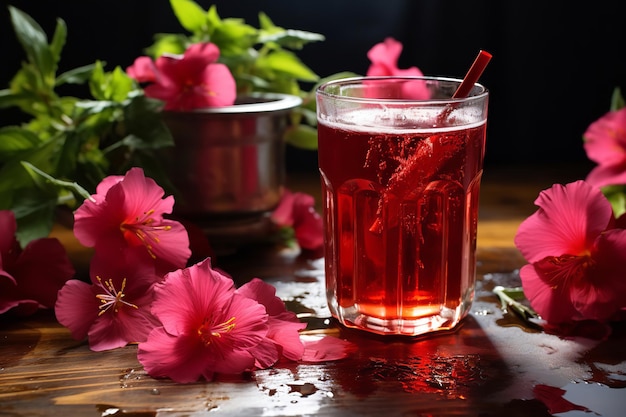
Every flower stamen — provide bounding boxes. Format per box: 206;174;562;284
120;209;172;259
95;276;138;316
197;316;236;345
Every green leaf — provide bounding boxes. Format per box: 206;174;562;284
145;33;188;58
610;87;625;111
56;63;97;86
0;127;42;163
284;124;318;150
123;95;173;149
8;6;56;87
297;105;318;127
493;286;540;323
49;17;67;69
11;189;57;247
257;50;319;82
602;184;626;218
169;0;209;33
88;63;134;102
257;11;277;31
22;161;92;202
0;137;63;193
5;65;51;117
261;29;325;50
0;89;30;109
212;18;259;56
257;12;324;49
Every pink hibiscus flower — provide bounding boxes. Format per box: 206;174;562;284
271;189;324;251
236;278;307;367
126;56;158;83
73;167;191;276
514;180;626;325
0;210;75;316
583;107;626;188
137;259;272;383
366;37;429;100
127;42;236;110
55;247;161;351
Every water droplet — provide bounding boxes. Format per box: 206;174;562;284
474;309;493;316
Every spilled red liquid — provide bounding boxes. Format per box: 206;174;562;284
532;384;590;414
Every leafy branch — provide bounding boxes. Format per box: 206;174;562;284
0;6;173;246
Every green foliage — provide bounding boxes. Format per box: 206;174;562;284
146;0;353;150
0;6;173;247
148;0;325;97
0;1;355;247
602;185;626;218
493;286;540;324
610;87;625;112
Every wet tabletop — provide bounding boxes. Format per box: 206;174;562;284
1;164;625;417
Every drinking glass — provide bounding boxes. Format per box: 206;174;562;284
316;76;489;336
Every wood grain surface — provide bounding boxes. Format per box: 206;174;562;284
2;164;624;417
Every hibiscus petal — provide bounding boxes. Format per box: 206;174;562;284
55;280;101;341
585;162;626;188
195;64;236;107
213;349;257;375
87;313;136;351
146;42;236;110
236;278;305;362
294;207;324;250
74;168;191;275
13;238;75;308
0;210;17;254
514;181;613;262
126;56;159;83
141;258;272;382
571;229;626;320
519;264;578;324
154;259;236;336
138;328;214;383
583;108;626;166
300;335;357;363
248;338;281;369
267;316;306;361
226;292;270;348
0;274;20;316
270;190;296;226
366;37;403;73
569;284;621;322
237;278;286;316
149;220;192;273
185;43;221;62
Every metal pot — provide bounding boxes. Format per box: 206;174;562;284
159;93;302;246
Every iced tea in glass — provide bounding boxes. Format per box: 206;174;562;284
316;76;489;336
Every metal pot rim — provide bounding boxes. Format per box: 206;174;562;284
164;93;302;115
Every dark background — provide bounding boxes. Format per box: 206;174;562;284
2;0;625;174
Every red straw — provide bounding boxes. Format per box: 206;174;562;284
452;50;492;98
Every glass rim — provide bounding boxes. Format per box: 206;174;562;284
316;75;488;104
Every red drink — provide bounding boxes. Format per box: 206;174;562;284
316;77;489;336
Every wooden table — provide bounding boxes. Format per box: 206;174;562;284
2;164;625;417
